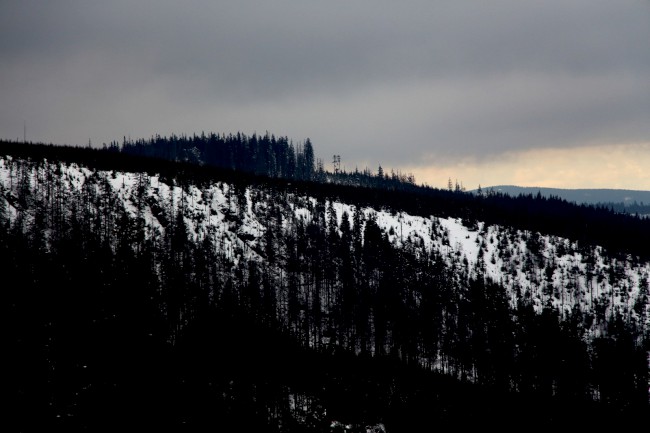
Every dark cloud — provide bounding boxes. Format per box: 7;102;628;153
1;1;649;172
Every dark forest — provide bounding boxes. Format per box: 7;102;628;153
3;137;649;432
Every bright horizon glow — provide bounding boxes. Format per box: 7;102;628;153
403;142;650;191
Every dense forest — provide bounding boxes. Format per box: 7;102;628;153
3;137;649;431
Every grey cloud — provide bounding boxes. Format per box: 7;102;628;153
1;0;649;169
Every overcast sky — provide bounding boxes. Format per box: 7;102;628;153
2;1;649;189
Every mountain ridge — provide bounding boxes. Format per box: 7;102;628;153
474;184;650;206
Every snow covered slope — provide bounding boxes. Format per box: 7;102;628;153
2;155;648;341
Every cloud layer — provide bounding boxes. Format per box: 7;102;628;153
2;1;649;187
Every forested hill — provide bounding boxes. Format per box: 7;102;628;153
475;185;650;217
4;138;650;261
3;139;650;431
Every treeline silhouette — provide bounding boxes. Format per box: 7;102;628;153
2;139;649;431
112;131;317;181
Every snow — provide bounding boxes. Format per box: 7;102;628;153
1;154;648;337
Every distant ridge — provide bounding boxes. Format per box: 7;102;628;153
473;185;650;206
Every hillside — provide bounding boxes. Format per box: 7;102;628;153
475;185;650;216
3;141;649;431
